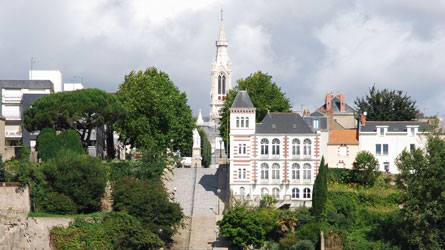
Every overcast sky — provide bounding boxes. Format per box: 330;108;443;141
1;0;444;117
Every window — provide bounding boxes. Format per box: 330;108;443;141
238;144;241;154
272;163;280;180
383;144;388;155
303;163;311;180
303;188;311;198
245;117;249;128
238;144;246;154
261;139;269;155
222;75;226;94
261;163;269;180
272;138;280;155
243;144;246;154
292;163;300;180
261;188;269;197
313;119;319;129
272;188;280;199
303;139;311;157
238;168;242;179
384;162;390;172
339;145;347;156
292;188;300;199
409;127;415;136
241;117;244;127
236;117;239;128
376;144;389;155
218;75;222;94
238;168;246;179
292;139;300;157
379;128;384;136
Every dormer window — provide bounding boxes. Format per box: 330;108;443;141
272;124;276;129
379;128;384;136
313;119;319;129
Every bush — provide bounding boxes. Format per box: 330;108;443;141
36;128;58;161
290;240;315;250
354;151;381;187
57;129;84;155
17;146;31;161
279;233;299;249
327;168;358;184
43;149;107;213
40;192;77;214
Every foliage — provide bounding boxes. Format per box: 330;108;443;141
17;146;31;162
327;168;358;184
0;156;5;181
217;205;266;249
259;194;278;208
312;157;327;221
36;128;58;162
198;127;212;168
51;212;161;250
112;177;183;245
395;130;445;249
219;71;292;150
24;88;126;147
353;151;381;187
275;210;299;236
259;241;280;250
355;86;418;121
43;149;107;213
290;240;315;250
57;129;84;155
255;208;280;240
115;67;194;155
40;192;77;214
279;233;299;249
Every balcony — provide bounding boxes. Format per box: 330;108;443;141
5;130;22;138
2;95;22;104
3;114;21;121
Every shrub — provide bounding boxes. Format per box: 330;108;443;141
43;149;107;213
279;233;299;249
294;222;320;245
36;128;58;161
40;192;77;214
17;146;31;161
354;151;381;187
327;168;358;184
290;240;315;250
260;194;278;208
57;129;84;155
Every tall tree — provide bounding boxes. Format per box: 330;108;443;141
355;86;418;121
219;71;291;147
115;67;195;155
312;157;327;221
24;88;126;147
198;128;212;168
395;129;445;249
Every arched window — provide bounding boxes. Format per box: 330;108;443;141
272;163;280;180
292;139;300;157
292;188;300;199
303;188;311;198
241;117;244;127
303;139;312;157
261;139;269;155
222;75;226;94
236;117;239;128
272;188;280;199
261;163;269;180
218;75;222;95
292;163;300;180
261;188;269;197
272;138;280;155
303;163;311;180
245;117;249;128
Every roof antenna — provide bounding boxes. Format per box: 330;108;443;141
220;9;223;21
30;57;36;79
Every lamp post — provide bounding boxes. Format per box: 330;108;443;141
217;188;221;215
219;140;222;158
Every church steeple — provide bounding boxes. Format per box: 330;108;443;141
210;11;232;123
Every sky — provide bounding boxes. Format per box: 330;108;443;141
1;0;444;117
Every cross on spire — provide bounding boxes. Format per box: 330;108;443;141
220;9;223;21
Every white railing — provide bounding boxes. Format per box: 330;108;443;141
4;114;21;120
5;131;22;138
2;95;22;103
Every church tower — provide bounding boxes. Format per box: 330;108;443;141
210;13;232;123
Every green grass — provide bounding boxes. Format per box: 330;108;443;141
28;211;106;218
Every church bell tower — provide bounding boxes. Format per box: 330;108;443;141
210;11;232;123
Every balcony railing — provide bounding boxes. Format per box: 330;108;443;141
3;114;21;120
5;131;22;138
2;95;22;103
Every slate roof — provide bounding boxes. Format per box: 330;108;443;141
231;91;254;108
0;80;54;90
310;111;327;117
361;121;430;132
256;112;314;134
329;129;359;144
319;96;355;113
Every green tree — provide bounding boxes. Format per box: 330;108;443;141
36;128;58;162
219;71;291;150
353;151;381;187
312;157;327;221
112;177;184;246
24;88;126;148
395;130;445;249
115;67;194;155
198;128;212;168
43;149;107;213
217;205;266;249
57;129;84;155
355;86;418;121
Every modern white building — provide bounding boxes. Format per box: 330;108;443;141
229;91;320;207
358;116;428;174
29;70;62;93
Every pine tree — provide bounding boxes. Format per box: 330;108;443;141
312;157;327;221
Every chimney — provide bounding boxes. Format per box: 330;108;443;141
360;114;366;126
325;92;333;112
337;92;345;112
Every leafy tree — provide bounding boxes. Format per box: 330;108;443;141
115;67;194;155
17;146;31;162
312;157;327;221
198;128;211;168
24;88;126;148
43;149;107;213
219;71;292;149
40;192;77;214
57;129;84;155
217;205;266;249
395;130;445;249
112;177;184;246
36;128;58;161
353;151;381;187
355;86;418;121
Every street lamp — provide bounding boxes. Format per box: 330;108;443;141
219;140;222;158
217;188;221;215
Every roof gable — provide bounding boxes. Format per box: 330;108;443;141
231;91;254;108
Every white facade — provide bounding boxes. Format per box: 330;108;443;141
209;18;232;123
359;123;427;174
29;70;63;93
63;83;84;92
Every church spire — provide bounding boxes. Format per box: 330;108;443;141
218;9;227;42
